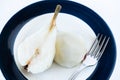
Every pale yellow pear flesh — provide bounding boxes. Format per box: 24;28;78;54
18;26;49;66
17;5;61;74
17;25;57;73
27;27;57;73
55;31;87;68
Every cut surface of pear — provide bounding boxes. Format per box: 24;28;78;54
17;5;61;73
55;30;89;68
17;25;57;73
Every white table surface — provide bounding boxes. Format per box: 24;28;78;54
0;0;120;80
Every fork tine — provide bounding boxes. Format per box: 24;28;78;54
94;35;106;58
87;33;100;55
97;37;110;60
92;34;103;57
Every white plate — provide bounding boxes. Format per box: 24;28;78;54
14;13;96;80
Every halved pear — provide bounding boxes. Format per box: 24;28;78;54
17;5;62;73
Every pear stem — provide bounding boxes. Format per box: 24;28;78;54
49;5;62;31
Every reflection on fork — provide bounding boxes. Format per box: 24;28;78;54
68;33;110;80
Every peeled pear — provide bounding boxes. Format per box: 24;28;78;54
17;5;62;73
55;31;88;68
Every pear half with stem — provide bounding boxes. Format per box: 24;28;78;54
17;5;62;74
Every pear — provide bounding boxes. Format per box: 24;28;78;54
55;30;88;68
17;5;62;73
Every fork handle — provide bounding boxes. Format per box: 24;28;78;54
68;64;87;80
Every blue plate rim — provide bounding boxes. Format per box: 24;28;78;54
0;0;116;80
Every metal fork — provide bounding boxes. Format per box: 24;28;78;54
68;34;110;80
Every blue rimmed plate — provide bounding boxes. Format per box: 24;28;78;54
0;1;116;80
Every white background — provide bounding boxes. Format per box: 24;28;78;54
0;0;120;80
